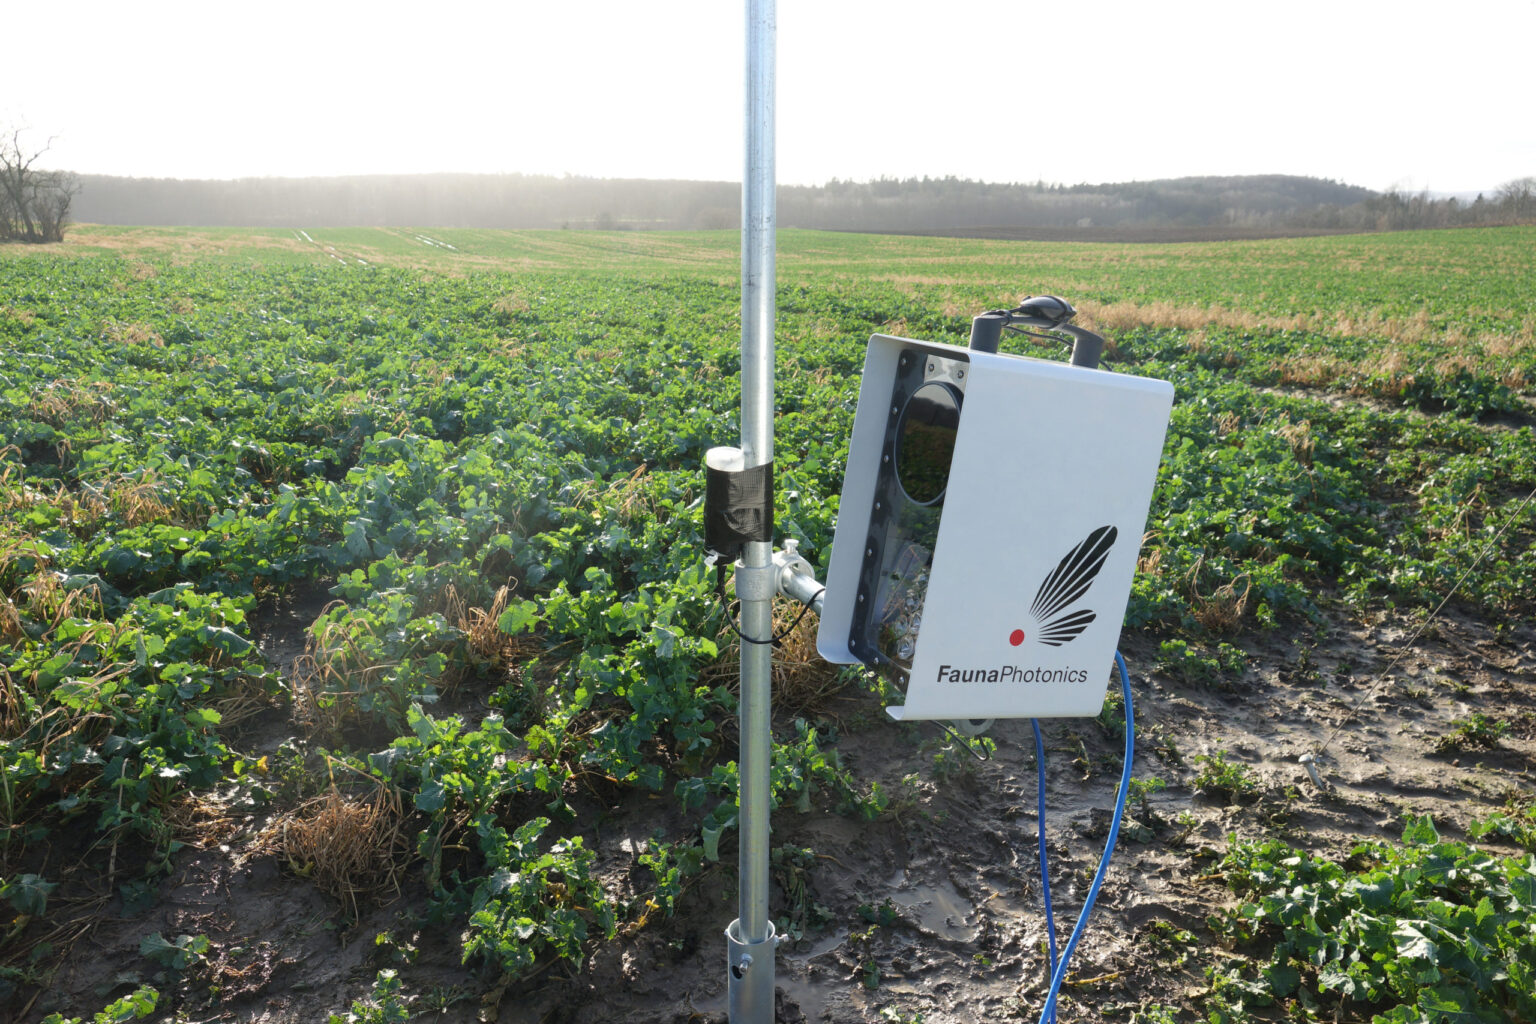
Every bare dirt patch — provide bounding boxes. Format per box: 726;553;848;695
26;598;1534;1023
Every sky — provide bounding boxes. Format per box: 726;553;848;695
4;0;1533;195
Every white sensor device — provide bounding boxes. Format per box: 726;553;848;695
816;334;1174;720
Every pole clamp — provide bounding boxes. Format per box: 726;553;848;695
732;561;778;603
773;539;825;614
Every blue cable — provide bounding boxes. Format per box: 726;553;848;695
1032;719;1059;998
1035;651;1135;1024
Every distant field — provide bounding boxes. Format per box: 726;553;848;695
3;225;1534;1023
42;223;1536;343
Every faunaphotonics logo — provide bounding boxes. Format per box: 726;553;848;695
936;664;1090;685
935;526;1120;687
1010;524;1118;648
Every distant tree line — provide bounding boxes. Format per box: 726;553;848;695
67;171;1536;239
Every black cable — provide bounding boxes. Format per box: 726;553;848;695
1003;324;1112;364
713;563;824;648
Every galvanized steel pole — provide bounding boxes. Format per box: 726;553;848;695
725;0;777;1020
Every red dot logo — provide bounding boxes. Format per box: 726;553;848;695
1009;628;1026;647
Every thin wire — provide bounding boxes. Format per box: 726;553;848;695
1032;718;1059;1024
1037;652;1135;1024
1002;324;1113;366
712;564;823;648
1003;324;1072;349
934;722;995;761
1313;480;1536;761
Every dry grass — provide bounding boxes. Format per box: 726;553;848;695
99;319;164;347
492;293;531;318
207;671;281;731
1272;416;1315;468
0;666;27;742
1483;326;1536;360
71;227;319;264
289;602;392;735
0;598;23;646
429;583;542;683
606;465;655;524
565;465;656;527
704;597;845;717
1136;534;1164;581
1;458;172;539
456;584;539;667
290;588;473;732
1183;331;1242;368
1078;299;1536;364
261;780;411;920
1189;559;1251;635
1080;299;1301;336
26;380;115;428
0;611;123;796
108;472;177;528
161;791;242;850
1;567;105;647
1273;353;1351;389
4;469;181;533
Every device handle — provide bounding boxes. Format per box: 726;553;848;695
1062;324;1105;369
968;299;1106;370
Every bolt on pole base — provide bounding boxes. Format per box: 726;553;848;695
726;918;777;1022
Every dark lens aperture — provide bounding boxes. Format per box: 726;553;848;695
896;381;961;506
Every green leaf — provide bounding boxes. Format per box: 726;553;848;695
496;599;539;635
1417;984;1500;1024
702;824;724;863
1403;815;1441;847
1317;963;1358;997
138;932;209;970
1394;922;1440;963
51;680;99;711
104;546;141;578
196;625;255;659
2;873;57;917
93;984;159;1022
343;518;373;559
415;776;446;813
183;707;222;729
1350;876;1396;911
1261;962;1300;997
1508;867;1536;907
651;624;678;659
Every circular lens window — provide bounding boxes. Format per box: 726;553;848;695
895;381;961;505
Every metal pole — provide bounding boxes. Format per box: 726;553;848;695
726;0;776;1020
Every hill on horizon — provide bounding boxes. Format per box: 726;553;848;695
64;171;1515;240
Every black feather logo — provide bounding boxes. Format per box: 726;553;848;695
1027;525;1117;647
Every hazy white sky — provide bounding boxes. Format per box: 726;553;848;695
5;0;1532;193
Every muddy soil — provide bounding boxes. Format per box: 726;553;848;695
24;603;1536;1024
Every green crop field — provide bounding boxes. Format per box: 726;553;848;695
2;226;1534;1024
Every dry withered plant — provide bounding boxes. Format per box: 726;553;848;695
1189;557;1252;635
261;774;412;921
705;596;846;718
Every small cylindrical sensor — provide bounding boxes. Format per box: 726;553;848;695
704;446;774;563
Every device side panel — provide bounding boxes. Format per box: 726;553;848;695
895;361;1172;719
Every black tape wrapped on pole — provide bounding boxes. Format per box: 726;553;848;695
705;446;774;564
